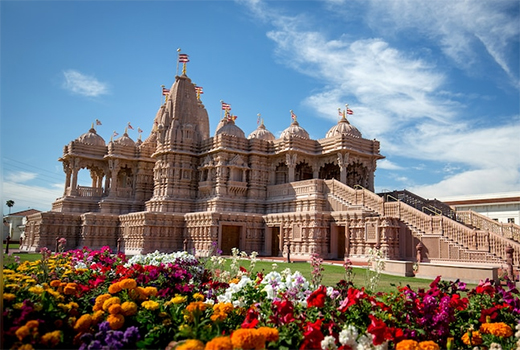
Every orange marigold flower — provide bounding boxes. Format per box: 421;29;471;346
396;340;419;350
418;340;439;350
102;297;121;312
95;294;112;307
186;301;207;314
74;314;93;332
26;320;39;329
229;278;240;284
176;339;205;350
18;345;34;350
461;330;483;346
40;330;62;347
108;282;123;294
15;326;30;341
142;300;160;311
204;336;233;350
119;278;137;290
257;327;279;342
92;310;105;324
231;328;266;350
50;280;61;288
108;304;122;315
480;322;513;338
107;313;125;330
121;301;138;316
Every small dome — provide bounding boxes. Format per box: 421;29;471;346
248;122;275;141
326;116;362;138
280;120;310;139
75;127;106;147
215;119;245;138
113;132;135;147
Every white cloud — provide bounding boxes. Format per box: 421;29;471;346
361;0;520;86
2;181;62;212
5;171;37;183
62;69;109;97
377;159;403;170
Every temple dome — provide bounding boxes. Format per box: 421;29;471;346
215;119;245;138
248;122;275;141
75;127;106;146
280;120;309;139
326;116;362;138
113;132;135;147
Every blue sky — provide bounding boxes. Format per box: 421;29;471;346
1;0;519;213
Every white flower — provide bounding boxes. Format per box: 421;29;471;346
489;343;502;350
321;335;338;350
339;325;358;347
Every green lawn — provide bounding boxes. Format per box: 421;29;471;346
3;248;472;293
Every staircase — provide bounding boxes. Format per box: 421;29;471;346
324;179;520;270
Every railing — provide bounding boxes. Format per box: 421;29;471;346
325;179;519;268
456;210;520;242
77;186;103;197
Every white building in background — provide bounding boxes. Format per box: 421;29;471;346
439;192;520;224
3;209;41;242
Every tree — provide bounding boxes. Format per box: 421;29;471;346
6;200;14;214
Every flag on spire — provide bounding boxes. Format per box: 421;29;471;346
138;127;143;134
96;119;102;125
178;53;189;63
257;113;261;125
113;131;119;137
127;122;134;130
162;87;170;96
221;101;231;111
346;108;354;115
290;110;297;121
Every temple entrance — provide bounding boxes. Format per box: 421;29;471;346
337;226;345;259
271;227;280;256
221;225;240;255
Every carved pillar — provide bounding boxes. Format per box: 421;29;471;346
108;159;120;197
71;158;80;195
338;153;349;184
286;153;296;182
63;163;72;195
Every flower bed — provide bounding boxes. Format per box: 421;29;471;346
2;246;520;350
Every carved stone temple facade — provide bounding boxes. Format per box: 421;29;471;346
23;66;520;272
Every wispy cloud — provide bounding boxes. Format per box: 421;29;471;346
62;69;109;97
5;171;37;183
239;0;520;197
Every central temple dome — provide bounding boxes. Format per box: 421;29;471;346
247;121;275;141
75;127;106;146
326;115;362;138
215;118;245;138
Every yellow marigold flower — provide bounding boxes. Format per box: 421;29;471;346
18;344;34;350
102;297;121;312
176;339;205;350
3;293;16;302
130;286;147;300
69;302;79;309
143;286;158;297
74;314;93;332
108;282;123;294
396;340;419;350
119;278;137;290
461;330;483;346
28;286;44;294
142;300;160;311
418;340;440;350
92;310;105;324
231;328;266;350
121;301;138;316
257;327;279;342
172;295;188;304
15;325;30;341
3;269;14;274
50;280;61;288
13;302;24;309
33;303;43;312
108;304;122;315
193;293;205;301
480;322;513;338
204;336;233;350
5;283;18;290
107;313;125;330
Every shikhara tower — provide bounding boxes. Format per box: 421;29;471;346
22;54;519;273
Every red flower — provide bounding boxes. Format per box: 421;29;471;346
479;306;499;323
300;319;324;350
241;307;259;329
449;294;468;311
307;285;328;308
476;280;495;296
367;315;389;345
338;288;364;312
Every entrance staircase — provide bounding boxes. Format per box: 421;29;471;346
324;179;520;270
